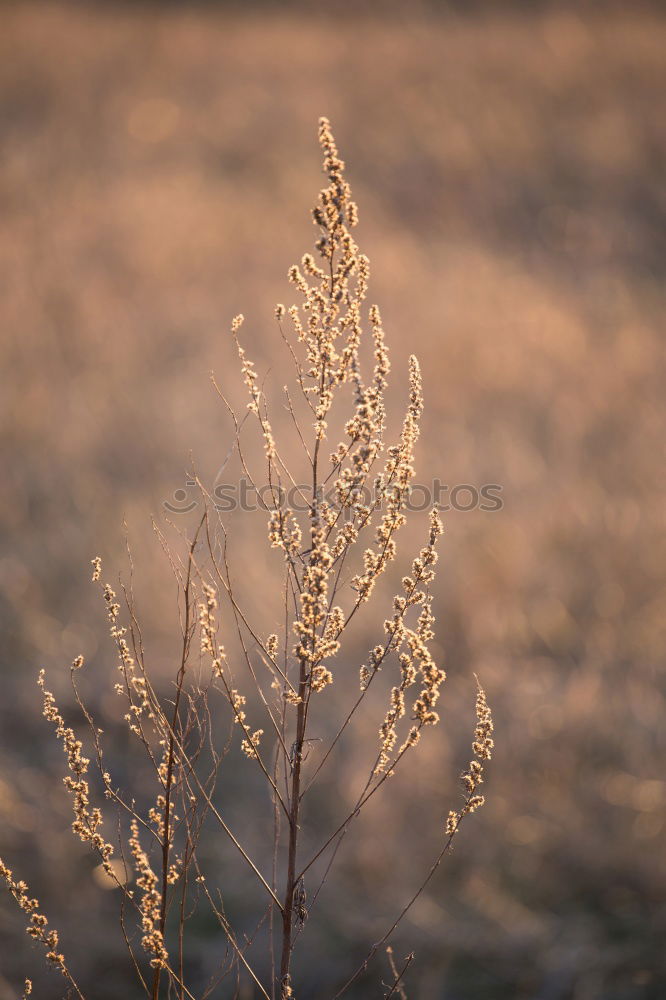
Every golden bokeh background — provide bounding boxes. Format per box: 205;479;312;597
1;2;664;997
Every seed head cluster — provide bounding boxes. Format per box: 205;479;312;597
373;509;446;772
446;682;494;836
91;562;155;733
233;119;441;716
199;582;226;675
0;859;67;976
129;819;168;968
38;669;115;874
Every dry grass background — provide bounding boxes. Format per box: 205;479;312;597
1;2;665;997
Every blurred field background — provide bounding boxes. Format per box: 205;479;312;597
1;1;665;997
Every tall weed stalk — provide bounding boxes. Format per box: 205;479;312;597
1;119;493;1000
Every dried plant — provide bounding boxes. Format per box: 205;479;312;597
1;119;493;999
